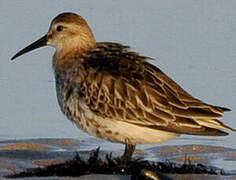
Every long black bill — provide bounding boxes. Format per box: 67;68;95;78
11;35;47;60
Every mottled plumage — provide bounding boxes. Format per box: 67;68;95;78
12;12;234;162
56;42;233;140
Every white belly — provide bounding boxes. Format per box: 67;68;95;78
69;101;179;145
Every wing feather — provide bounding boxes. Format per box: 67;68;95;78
81;42;234;135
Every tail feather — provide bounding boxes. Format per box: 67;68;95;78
138;123;229;136
215;106;231;112
195;118;235;132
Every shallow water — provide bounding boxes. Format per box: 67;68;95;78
0;138;235;177
0;0;236;167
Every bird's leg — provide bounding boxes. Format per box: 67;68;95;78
121;143;136;163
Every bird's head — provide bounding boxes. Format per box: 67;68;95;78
11;12;95;60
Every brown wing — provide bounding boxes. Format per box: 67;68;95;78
82;42;234;136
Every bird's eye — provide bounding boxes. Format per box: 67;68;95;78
56;25;63;32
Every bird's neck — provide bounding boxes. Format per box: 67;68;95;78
53;40;96;71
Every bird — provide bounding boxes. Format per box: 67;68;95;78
11;12;235;162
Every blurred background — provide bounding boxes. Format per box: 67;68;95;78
0;1;235;151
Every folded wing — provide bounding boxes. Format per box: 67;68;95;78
81;42;235;136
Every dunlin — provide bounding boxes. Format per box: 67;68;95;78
12;13;235;162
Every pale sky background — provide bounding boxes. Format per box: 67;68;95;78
0;1;236;150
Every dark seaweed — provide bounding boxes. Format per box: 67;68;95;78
6;148;229;179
